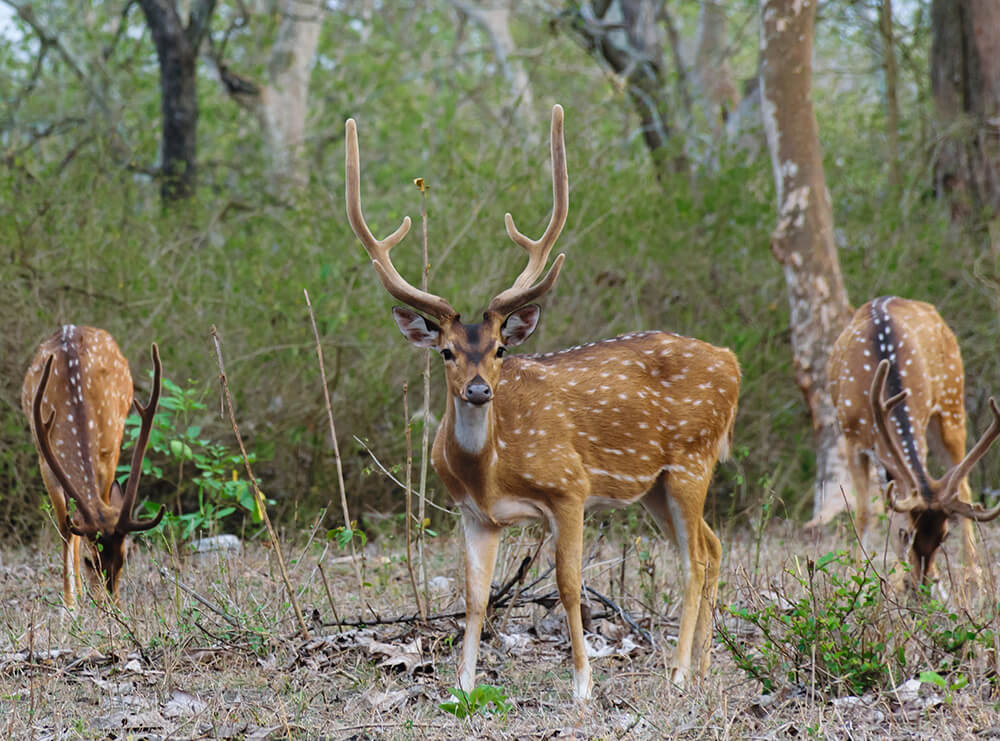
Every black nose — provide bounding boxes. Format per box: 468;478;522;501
465;379;492;405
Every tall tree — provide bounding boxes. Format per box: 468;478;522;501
692;0;739;138
930;0;1000;226
879;0;901;190
450;0;539;131
218;0;323;193
558;0;684;180
760;0;854;524
139;0;217;202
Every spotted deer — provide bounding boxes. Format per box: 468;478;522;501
345;105;740;701
828;297;1000;589
21;326;165;607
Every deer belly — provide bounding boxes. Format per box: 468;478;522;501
485;497;552;527
585;494;639;511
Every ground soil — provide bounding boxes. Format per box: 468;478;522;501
2;515;1000;740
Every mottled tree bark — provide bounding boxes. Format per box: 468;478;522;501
139;0;217;202
219;0;323;193
880;0;900;190
930;0;1000;225
450;0;538;132
760;0;854;523
693;0;739;138
559;0;684;179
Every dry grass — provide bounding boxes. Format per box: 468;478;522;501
2;515;1000;740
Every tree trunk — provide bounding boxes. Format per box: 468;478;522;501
559;0;685;179
760;0;854;524
450;0;538;132
139;0;217;202
218;0;322;193
693;0;739;138
930;0;1000;225
879;0;900;191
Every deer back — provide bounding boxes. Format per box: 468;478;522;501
21;326;133;519
432;331;740;520
829;297;965;473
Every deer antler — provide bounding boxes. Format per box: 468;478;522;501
31;354;102;534
935;397;1000;518
487;104;569;317
345;118;458;322
869;359;925;512
115;343;166;533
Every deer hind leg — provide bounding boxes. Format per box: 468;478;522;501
846;446;872;548
693;519;721;678
458;509;501;695
642;471;715;686
552;502;591;703
932;413;979;586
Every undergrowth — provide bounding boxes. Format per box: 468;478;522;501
719;549;1000;698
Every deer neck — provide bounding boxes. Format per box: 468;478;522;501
449;396;494;456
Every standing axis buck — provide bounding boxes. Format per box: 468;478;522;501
21;326;165;607
345;105;740;701
829;297;1000;588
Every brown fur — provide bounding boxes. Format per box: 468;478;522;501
828;297;978;589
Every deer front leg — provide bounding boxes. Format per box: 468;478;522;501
61;532;76;609
553;503;591;703
459;508;501;694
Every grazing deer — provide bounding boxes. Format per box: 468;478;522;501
21;326;165;607
345;105;740;701
828;297;1000;589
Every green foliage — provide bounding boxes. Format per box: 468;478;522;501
326;525;368;551
918;670;968;704
720;552;1000;698
721;551;895;696
439;685;512;719
119;374;268;540
2;0;999;538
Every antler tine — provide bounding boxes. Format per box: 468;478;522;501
31;355;100;535
937;397;1000;509
885;479;925;513
345;118;457;321
945;498;1000;522
117;343;164;533
488;104;569;316
869;359;922;500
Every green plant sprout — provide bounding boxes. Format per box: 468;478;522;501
118;374;270;540
439;684;512;719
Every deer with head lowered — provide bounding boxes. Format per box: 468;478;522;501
21;326;165;607
829;297;1000;590
345;105;741;701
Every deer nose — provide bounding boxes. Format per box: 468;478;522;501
465;377;492;405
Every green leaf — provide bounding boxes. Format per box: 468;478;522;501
918;670;946;689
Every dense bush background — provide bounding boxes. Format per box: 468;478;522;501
3;1;998;542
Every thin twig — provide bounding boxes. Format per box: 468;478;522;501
584;585;654;647
403;384;427;620
303;289;368;609
498;534;548;634
317;562;342;631
159;567;241;629
353;435;458;516
415;175;433;609
209;325;310;640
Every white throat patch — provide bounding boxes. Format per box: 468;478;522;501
453;397;491;453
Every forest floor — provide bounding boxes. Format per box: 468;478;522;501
2;514;1000;740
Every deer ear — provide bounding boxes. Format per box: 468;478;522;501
501;305;541;347
392;307;440;348
109;480;125;508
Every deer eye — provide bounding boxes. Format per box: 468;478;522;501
441;348;455;361
496;347;506;358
